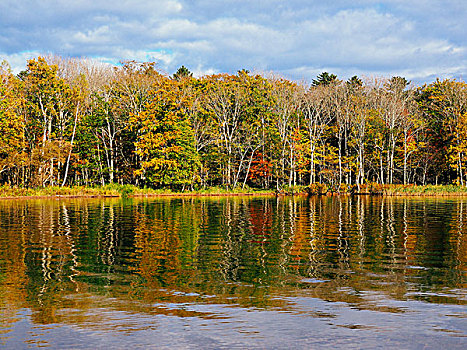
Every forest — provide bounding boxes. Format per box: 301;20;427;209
0;56;466;192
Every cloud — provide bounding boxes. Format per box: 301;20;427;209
286;9;465;71
0;0;465;83
0;51;43;73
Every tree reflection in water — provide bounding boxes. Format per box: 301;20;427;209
0;196;465;347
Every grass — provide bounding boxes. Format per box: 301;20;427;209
0;184;123;198
0;184;275;199
2;183;467;199
383;184;467;196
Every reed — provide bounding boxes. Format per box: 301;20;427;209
0;184;275;199
3;183;467;199
383;184;467;196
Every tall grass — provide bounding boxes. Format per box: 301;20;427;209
0;184;122;197
383;184;467;196
0;184;275;198
3;183;466;199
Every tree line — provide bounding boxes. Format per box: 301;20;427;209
0;56;466;191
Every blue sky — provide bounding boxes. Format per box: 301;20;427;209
0;0;465;84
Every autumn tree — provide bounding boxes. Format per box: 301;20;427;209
268;77;302;189
0;62;27;185
302;84;335;184
205;74;248;188
236;72;274;188
19;57;77;186
381;77;412;184
130;78;200;189
417;79;467;185
175;77;217;187
1;54;466;190
332;78;362;186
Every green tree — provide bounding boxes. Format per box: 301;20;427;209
312;72;338;87
346;76;362;89
172;65;193;81
130;78;200;189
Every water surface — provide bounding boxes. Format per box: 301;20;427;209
0;196;466;349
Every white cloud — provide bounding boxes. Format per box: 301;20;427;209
191;65;218;78
0;51;43;74
72;26;113;45
113;49;175;67
0;1;465;83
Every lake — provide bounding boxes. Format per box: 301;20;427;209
0;196;465;349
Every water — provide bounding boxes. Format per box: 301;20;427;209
0;196;465;349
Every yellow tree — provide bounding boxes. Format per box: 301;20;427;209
269;77;302;189
302;84;334;184
205;74;248;188
442;81;467;185
177;76;217;187
20;57;74;186
44;56;96;186
349;83;371;188
418;79;467;185
130;78;200;189
380;77;413;184
0;61;27;185
448;111;467;185
400;102;423;185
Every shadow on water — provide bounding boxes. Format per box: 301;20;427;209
0;196;465;348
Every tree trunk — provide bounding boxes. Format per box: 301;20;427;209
62;103;79;187
309;143;316;185
403;134;408;185
242;151;256;189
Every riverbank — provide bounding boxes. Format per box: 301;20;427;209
0;184;275;200
382;184;467;196
1;184;467;200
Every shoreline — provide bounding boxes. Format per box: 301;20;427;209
2;191;467;200
0;192;277;200
1;184;467;200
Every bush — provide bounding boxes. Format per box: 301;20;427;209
305;183;328;195
368;182;384;195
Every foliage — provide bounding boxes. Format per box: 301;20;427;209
0;65;27;182
172;65;193;81
130;78;200;188
0;55;466;193
312;72;338;86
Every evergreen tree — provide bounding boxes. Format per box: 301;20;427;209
172;65;193;81
312;72;338;86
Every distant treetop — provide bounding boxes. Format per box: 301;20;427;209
387;76;410;92
312;72;338;86
172;65;193;80
346;75;363;89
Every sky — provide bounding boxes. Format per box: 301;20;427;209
0;0;465;84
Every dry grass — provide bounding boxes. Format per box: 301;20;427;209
0;184;275;199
